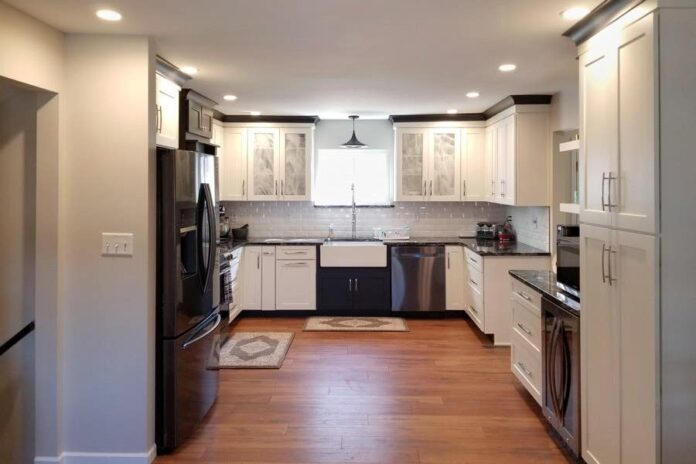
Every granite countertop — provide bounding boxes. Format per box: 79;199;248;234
509;270;580;314
384;237;550;256
219;237;550;258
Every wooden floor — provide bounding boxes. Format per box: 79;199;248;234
156;317;572;464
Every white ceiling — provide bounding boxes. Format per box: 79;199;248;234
7;0;599;116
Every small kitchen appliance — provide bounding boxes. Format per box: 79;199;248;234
476;222;497;240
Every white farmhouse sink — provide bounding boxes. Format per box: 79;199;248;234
320;241;387;267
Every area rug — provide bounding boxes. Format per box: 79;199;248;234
303;317;409;332
215;332;294;368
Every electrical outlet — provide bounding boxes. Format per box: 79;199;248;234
102;233;134;257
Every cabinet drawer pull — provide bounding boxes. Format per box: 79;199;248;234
469;278;478;286
283;263;308;267
517;291;532;302
517;361;532;378
468;256;478;264
468;305;479;315
517;323;532;336
283;251;308;255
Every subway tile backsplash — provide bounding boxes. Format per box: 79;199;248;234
504;206;551;252
223;201;510;239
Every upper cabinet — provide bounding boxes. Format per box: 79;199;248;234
217;124;314;202
395;128;461;202
486;109;550;206
155;73;181;149
461;128;487;201
180;89;217;144
579;13;657;234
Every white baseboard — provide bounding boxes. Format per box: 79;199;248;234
35;445;156;464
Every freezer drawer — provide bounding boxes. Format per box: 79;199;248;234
157;311;221;452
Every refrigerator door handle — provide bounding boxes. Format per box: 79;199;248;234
204;183;217;293
197;183;217;293
183;313;221;349
0;321;35;357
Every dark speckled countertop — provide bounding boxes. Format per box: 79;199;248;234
509;270;580;314
218;237;550;258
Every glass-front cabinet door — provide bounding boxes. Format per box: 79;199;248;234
395;129;428;201
279;128;312;201
428;129;461;201
247;128;280;201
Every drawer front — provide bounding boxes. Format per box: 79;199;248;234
511;331;542;404
464;248;483;271
511;279;541;311
512;299;542;351
276;245;316;260
466;283;484;330
467;266;483;294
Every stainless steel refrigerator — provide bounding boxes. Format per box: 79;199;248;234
156;148;221;452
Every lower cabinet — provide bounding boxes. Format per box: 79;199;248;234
276;259;316;310
509;278;543;405
318;268;390;315
445;246;466;310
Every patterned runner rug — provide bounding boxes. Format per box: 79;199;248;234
215;332;294;368
303;317;409;332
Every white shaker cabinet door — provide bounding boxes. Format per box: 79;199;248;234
445;246;466;310
615;14;657;234
279;128;312;201
275;260;316;310
395;129;428;201
428;129;461;201
461;128;487;202
241;246;262;310
248;128;280;201
580;225;620;464
485;125;498;201
261;246;276;310
579;47;617;228
155;73;180;149
219;127;248;201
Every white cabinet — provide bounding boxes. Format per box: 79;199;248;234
241;246;262;309
395;128;460;201
579;14;657;234
261;246;276;310
510;279;543;405
461;128;487;201
445;246;465;310
219;127;248;201
155;73;180;149
580;224;656;464
248;128;280;201
279;128;312;201
276;245;316;310
485;110;549;206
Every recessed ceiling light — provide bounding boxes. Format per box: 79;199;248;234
249;111;261;116
466;91;480;98
96;9;122;21
179;66;198;76
447;109;458;114
561;6;590;21
223;95;238;101
499;64;517;72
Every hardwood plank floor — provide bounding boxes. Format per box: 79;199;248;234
155;317;572;464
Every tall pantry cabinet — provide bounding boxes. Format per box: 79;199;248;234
570;3;696;463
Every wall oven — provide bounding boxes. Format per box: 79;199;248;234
542;295;580;458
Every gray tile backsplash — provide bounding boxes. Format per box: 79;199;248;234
222;201;508;239
505;206;551;251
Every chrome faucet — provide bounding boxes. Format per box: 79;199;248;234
351;183;357;239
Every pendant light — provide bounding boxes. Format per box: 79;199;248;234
340;115;367;149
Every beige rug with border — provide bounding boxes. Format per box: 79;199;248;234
214;332;294;368
303;316;409;332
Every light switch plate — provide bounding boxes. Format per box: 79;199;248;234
102;233;134;257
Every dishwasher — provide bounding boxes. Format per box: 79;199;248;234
391;245;446;311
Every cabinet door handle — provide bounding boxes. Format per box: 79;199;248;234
517;323;532;336
601;172;608;211
429;180;433;196
156;105;162;133
242;180;246;196
491;180;495;196
601;243;609;284
608;246;617;285
355;278;358;292
257;255;260;269
462;180;467;197
607;172;617;211
348;278;353;293
517;361;532;378
275;180;278;196
423;180;427;197
281;180;285;196
447;252;450;269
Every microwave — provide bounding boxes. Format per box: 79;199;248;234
556;225;580;292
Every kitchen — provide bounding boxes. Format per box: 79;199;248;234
0;1;695;464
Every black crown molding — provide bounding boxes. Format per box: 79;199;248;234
563;0;645;45
215;114;319;124
155;56;192;87
390;95;552;124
